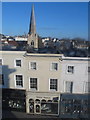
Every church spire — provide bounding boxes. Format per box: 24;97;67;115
29;4;36;35
27;4;42;50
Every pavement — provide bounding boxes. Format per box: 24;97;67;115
2;110;59;120
1;110;87;120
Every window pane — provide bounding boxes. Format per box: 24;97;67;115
50;79;57;91
16;75;22;80
31;41;34;46
16;75;23;87
16;60;21;67
65;81;73;93
30;78;37;90
31;62;36;70
52;63;58;70
67;66;74;73
85;82;90;93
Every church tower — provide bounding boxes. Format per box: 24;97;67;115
27;5;42;49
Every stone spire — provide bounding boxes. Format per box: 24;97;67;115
29;4;36;35
27;4;42;50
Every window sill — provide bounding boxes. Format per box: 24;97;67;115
15;66;21;67
16;86;23;88
30;88;37;91
50;89;57;92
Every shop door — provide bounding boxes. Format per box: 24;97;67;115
35;105;40;113
29;99;34;113
35;99;41;114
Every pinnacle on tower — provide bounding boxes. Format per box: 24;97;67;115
29;4;36;35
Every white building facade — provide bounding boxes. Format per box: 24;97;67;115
60;57;89;94
0;51;89;115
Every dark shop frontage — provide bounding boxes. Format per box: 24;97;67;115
2;88;26;112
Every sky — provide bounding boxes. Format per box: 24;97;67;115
0;2;2;34
2;2;88;40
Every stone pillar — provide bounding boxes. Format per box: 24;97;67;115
26;96;29;113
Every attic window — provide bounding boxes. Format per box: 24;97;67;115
67;66;74;74
16;60;21;67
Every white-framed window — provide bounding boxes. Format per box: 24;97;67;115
0;74;4;85
50;79;57;91
65;81;73;93
30;78;37;90
84;82;90;93
67;66;74;74
15;59;22;67
51;63;58;71
15;75;23;87
30;62;37;70
0;59;2;65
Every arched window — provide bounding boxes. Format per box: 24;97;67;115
41;99;46;103
29;99;34;103
31;40;34;46
47;100;52;102
35;99;40;104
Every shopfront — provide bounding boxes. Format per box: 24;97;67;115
2;88;26;112
59;93;89;119
26;92;60;115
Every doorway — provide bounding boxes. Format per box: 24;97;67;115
35;99;41;114
29;99;34;113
